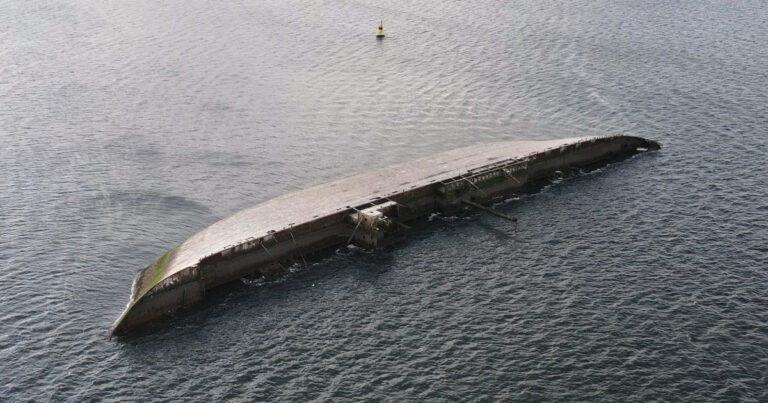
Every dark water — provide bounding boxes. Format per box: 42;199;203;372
2;0;767;400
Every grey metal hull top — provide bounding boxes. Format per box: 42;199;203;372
119;137;593;327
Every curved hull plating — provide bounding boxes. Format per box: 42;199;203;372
112;135;659;335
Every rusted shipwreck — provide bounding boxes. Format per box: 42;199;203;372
112;135;659;335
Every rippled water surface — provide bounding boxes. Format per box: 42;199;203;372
2;0;767;400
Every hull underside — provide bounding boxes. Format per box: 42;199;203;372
112;135;660;336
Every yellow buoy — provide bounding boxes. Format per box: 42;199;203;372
376;21;385;39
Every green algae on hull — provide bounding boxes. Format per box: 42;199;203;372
126;246;179;305
111;246;180;335
152;249;174;286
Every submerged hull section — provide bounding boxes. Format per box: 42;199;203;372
112;135;660;335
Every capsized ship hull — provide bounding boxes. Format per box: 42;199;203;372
112;135;660;335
